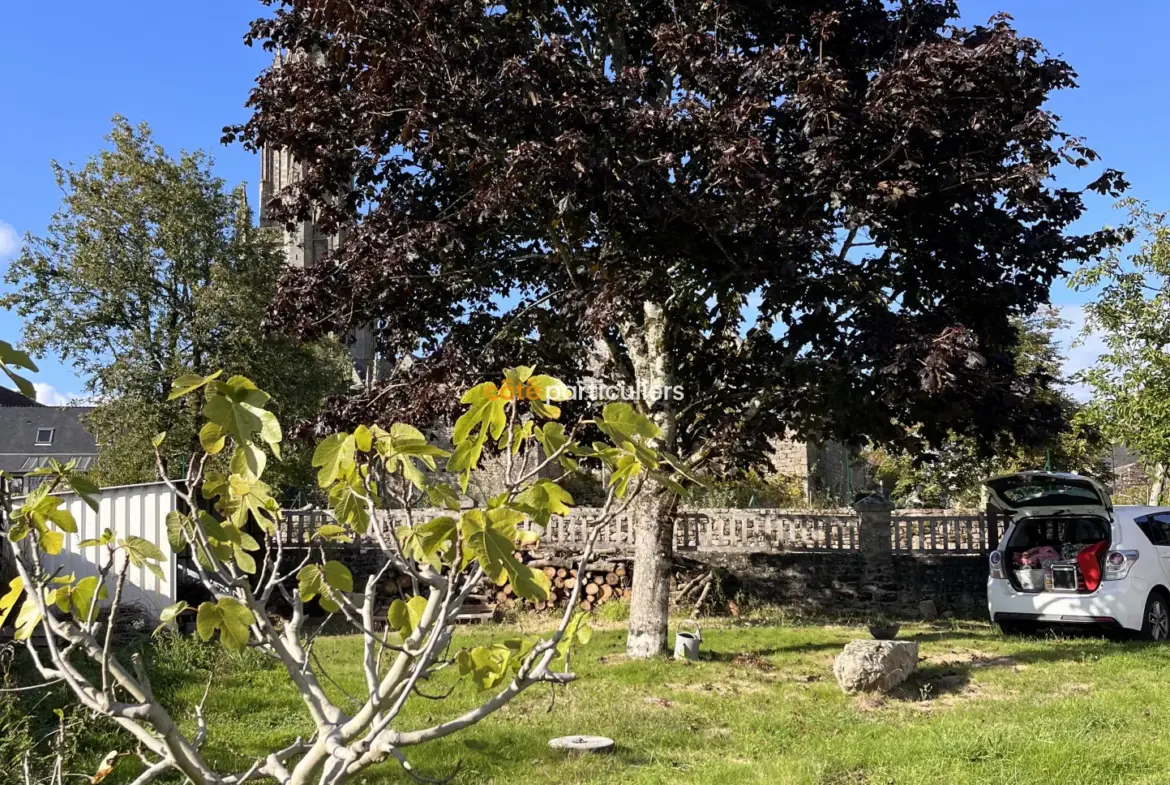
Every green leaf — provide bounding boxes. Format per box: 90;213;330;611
556;611;593;661
165;511;186;552
0;577;23;629
399;516;458;568
230;443;267;479
14;490;77;536
71;576;108;620
66;473;100;513
200;376;282;455
461;509;549;601
120;536;166;567
154;601;189;636
0;340;38;399
329;475;370;534
196;597;254;651
526;374;572;402
457;645;513;691
41;529;64;555
151;431;167;448
387;595;428;637
167;370;223;400
514;479;573;526
233;546;257;575
14;595;43;641
199;422;228;454
535;422;568;457
297;561;353;613
425;482;463;511
311;433;357;487
354;424;373;452
202;471;280;534
315;524;353;543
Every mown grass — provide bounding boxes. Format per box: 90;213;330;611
13;616;1170;784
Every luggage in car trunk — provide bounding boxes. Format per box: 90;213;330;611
983;472;1114;595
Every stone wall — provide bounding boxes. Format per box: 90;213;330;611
682;550;988;619
281;496;993;620
301;542;990;620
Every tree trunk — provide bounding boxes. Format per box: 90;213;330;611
626;487;679;658
1149;463;1167;506
609;299;680;659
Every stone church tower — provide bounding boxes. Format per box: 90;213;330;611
258;53;378;385
258;145;342;270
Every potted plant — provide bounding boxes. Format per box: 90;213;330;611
867;614;900;640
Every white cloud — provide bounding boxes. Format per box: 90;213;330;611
1052;305;1108;402
0;220;18;259
33;383;87;407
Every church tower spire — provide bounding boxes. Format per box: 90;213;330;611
259;51;378;386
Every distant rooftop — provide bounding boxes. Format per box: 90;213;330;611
0;387;41;407
0;405;98;474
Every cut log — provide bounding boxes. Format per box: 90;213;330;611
585;582;600;597
605;572;619;586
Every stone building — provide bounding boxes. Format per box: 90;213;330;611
769;435;869;506
258;51;378;386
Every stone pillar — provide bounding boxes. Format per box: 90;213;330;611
854;493;894;566
854;493;896;609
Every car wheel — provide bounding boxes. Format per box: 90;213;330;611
997;620;1038;637
1141;593;1170;642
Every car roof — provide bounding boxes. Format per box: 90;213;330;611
1113;505;1170;523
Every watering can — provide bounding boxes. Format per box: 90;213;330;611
673;620;702;661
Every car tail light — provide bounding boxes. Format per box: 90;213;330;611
1103;550;1140;581
989;550;1006;579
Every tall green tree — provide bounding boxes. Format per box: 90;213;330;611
2;117;351;496
1074;199;1170;504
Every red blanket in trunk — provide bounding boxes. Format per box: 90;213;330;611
1077;541;1108;592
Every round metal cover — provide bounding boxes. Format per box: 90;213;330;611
548;735;615;754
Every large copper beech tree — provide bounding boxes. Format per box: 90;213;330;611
228;0;1126;657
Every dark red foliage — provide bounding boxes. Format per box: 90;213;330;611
227;0;1126;460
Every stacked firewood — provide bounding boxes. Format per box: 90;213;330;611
671;569;717;616
495;553;632;612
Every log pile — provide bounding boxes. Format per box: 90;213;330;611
496;552;633;612
671;569;716;617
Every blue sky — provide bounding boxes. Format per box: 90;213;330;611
2;0;1167;402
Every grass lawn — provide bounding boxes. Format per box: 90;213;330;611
19;616;1170;784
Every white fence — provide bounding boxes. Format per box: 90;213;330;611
33;481;179;616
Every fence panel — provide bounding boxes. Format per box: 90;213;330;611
33;481;178;615
890;512;986;553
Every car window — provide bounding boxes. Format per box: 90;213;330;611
1137;515;1170;546
1154;514;1170;545
999;483;1101;506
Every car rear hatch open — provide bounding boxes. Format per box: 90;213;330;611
984;472;1114;594
983;471;1112;517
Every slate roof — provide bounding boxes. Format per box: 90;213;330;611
0;406;98;473
0;387;41;407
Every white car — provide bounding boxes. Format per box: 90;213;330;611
986;471;1170;640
